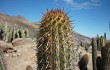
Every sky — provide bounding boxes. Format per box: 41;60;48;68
0;0;110;39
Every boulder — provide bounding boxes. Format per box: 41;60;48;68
12;38;35;46
0;41;13;53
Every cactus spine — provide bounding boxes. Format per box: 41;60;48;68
37;9;75;70
101;42;110;70
91;38;97;70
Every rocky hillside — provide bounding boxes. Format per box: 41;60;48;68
75;32;91;45
0;13;40;37
0;13;91;44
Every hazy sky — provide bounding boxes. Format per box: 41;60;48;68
0;0;110;39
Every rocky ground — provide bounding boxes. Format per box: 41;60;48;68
0;38;93;70
0;38;37;70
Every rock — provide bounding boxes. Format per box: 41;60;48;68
4;53;9;57
17;53;20;56
4;38;37;70
0;41;13;52
12;38;35;46
11;53;17;57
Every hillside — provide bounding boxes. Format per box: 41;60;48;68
0;13;40;37
75;32;91;45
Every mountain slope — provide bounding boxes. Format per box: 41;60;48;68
75;32;91;45
0;13;40;37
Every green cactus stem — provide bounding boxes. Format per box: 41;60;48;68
101;42;110;70
91;38;97;70
37;9;76;70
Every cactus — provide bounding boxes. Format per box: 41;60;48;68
26;65;33;70
0;23;30;42
97;34;101;51
91;38;97;70
21;29;26;38
102;36;106;47
24;28;29;38
104;33;106;40
8;27;13;42
100;36;106;47
16;29;20;38
0;52;6;70
96;33;106;51
96;56;102;70
85;44;89;52
0;25;4;40
78;54;89;70
37;9;76;70
101;41;110;70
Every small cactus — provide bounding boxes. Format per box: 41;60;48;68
78;54;89;70
26;65;33;70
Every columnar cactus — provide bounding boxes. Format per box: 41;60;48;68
0;53;6;70
100;36;106;47
102;36;106;47
101;42;110;70
0;25;5;40
37;9;76;70
91;38;97;70
104;33;106;40
4;21;9;42
21;29;26;38
8;27;13;42
96;56;102;70
0;23;30;42
96;33;106;51
24;28;29;38
97;34;101;51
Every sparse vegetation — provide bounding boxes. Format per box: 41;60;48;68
0;23;30;42
91;33;110;70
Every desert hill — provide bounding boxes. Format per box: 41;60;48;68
0;13;40;37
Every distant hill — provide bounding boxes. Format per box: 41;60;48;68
74;32;91;45
0;13;91;44
0;13;40;37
